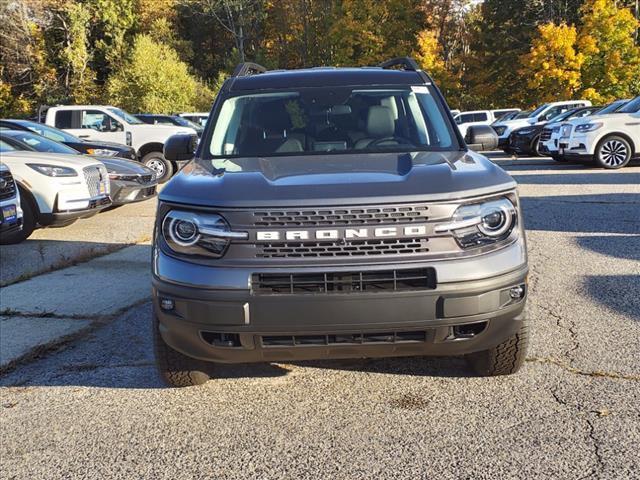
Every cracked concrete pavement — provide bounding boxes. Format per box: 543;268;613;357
0;155;638;479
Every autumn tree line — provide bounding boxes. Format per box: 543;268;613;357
1;0;639;118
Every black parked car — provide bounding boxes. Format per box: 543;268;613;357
134;114;204;137
508;106;601;157
0;130;157;207
0;119;138;160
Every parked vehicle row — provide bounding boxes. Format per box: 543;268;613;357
491;96;639;169
39;105;197;182
0;125;158;244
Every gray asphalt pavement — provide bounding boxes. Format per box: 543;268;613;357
1;155;639;479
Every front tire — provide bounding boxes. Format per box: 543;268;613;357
0;188;36;244
532;135;543;157
465;321;529;376
595;136;632;169
154;314;212;387
143;152;174;183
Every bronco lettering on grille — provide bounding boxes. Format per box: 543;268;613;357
255;226;427;242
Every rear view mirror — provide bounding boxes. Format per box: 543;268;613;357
329;105;352;115
465;125;499;152
164;134;198;161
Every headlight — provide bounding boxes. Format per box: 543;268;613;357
575;122;603;133
494;126;507;136
552;126;561;133
435;198;517;249
161;210;248;258
561;125;573;137
27;164;77;177
86;148;118;156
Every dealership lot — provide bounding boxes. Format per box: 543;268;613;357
0;154;639;479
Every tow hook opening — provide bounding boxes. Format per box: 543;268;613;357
451;322;488;340
201;332;242;348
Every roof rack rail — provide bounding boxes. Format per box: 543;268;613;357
232;62;268;77
378;57;420;72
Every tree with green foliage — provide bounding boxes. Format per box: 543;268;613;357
55;2;97;103
107;35;209;113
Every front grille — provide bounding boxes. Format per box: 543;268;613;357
83;166;103;197
252;267;436;294
0;170;17;201
257;238;431;258
253;205;430;228
540;128;553;141
261;330;429;347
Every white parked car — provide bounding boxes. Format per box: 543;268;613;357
559;96;640;169
492;100;592;151
0;162;23;243
454;109;520;137
539;100;629;160
0;139;110;243
42;105;197;182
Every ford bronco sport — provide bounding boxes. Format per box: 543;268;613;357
154;58;528;387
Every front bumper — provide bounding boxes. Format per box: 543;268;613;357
39;196;111;226
110;181;157;206
509;134;536;155
153;246;529;364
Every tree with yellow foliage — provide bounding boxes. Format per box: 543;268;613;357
519;23;584;104
578;0;640;103
414;30;460;99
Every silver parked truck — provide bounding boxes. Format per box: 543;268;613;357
152;58;528;387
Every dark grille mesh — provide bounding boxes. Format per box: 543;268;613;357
0;171;17;201
540;128;553;141
253;205;429;228
256;238;430;258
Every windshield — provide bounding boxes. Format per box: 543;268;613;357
528;104;549;118
108;107;143;124
174;116;203;130
205;87;459;163
0;140;17;153
15;119;81;143
597;100;628;115
4;131;80;155
617;97;640;114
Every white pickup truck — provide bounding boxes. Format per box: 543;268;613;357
42;105;197;182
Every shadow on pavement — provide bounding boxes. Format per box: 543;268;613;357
583;275;640;322
520;194;639;234
513;170;640;185
576;235;640;262
0;301;472;389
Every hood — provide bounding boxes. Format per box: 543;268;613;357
1;151;103;169
571;113;634;126
160;151;517;208
493;118;532;129
97;157;153;175
81;139;134;151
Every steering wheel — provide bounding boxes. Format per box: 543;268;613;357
367;136;415;148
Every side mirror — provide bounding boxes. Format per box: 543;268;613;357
465;125;499;152
164;134;198;161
